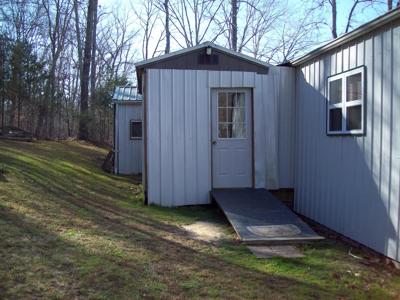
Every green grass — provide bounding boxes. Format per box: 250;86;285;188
0;140;399;299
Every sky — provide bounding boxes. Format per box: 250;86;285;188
97;0;389;66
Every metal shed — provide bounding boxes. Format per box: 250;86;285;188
135;42;295;207
113;85;143;175
293;8;400;262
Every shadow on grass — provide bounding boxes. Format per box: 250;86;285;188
1;140;396;299
0;199;330;299
0;173;7;182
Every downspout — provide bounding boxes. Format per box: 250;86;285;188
143;69;148;205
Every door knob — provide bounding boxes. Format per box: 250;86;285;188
212;140;217;145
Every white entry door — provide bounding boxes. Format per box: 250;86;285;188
211;89;253;188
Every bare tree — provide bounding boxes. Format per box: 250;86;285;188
314;0;385;39
96;8;138;79
230;0;237;51
90;0;98;108
154;0;171;54
331;0;337;38
345;0;379;33
388;0;400;9
267;13;323;64
133;0;164;59
40;0;73;138
79;0;97;140
220;0;283;53
73;0;83;78
168;0;224;47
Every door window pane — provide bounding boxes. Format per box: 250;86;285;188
218;123;228;138
234;93;245;107
218;92;227;107
347;73;362;101
329;108;342;131
227;107;245;123
218;108;227;122
329;78;342;104
227;93;235;107
232;107;245;122
232;123;246;138
218;92;247;139
346;105;362;130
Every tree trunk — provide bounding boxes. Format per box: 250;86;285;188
90;0;98;127
331;0;337;38
0;44;5;134
231;0;238;51
388;0;393;10
73;0;83;78
17;95;21;128
164;0;170;53
79;0;97;140
47;62;57;138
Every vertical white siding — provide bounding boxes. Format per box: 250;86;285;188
146;68;295;206
115;103;143;174
295;22;400;261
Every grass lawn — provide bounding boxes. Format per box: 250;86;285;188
0;140;399;299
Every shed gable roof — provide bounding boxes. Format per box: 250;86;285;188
135;42;270;73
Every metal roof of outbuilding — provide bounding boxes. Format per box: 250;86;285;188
112;86;142;103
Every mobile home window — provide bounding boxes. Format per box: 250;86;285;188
327;66;365;135
130;120;142;139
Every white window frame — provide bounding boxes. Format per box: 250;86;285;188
129;120;142;140
327;66;365;135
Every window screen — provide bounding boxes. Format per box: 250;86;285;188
130;120;142;139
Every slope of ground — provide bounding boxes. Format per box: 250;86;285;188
0;140;399;299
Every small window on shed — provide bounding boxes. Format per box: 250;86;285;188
130;120;142;139
327;66;365;135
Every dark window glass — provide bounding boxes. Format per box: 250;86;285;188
347;73;362;101
329;78;342;104
130;121;142;139
346;105;362;130
218;108;227;122
227;92;235;106
218;123;228;138
218;92;227;107
329;108;342;132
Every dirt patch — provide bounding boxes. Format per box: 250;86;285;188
182;221;227;242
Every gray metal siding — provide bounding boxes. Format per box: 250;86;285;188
278;67;295;188
295;22;400;261
146;68;295;206
115;103;143;174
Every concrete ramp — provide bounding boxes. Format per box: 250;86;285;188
211;189;323;244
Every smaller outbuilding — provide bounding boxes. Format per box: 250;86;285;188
112;85;143;175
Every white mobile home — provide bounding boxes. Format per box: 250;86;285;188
292;9;400;263
115;8;400;262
